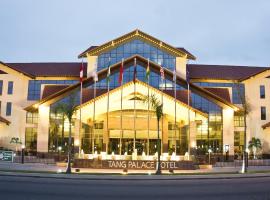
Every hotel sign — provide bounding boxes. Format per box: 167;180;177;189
74;159;196;170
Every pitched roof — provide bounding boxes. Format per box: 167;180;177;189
4;62;87;78
188;64;269;81
78;29;196;60
262;122;270;129
203;87;231;103
24;55;239;112
0;116;11;125
42;85;70;99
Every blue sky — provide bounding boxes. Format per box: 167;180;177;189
0;0;269;66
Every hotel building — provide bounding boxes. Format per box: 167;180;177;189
1;30;270;161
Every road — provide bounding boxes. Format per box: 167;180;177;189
0;175;270;200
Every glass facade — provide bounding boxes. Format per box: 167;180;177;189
27;80;78;100
25;127;37;153
194;82;245;104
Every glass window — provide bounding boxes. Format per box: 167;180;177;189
6;102;12;116
0;80;3;95
7;81;13;94
25;127;37;152
260;85;265;99
234;114;244;127
261;106;266;120
26;112;39;124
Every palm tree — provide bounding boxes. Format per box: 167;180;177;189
54;93;78;174
248;137;262;159
142;94;163;175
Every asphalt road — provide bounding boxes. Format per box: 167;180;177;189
0;175;270;200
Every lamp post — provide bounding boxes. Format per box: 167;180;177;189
208;149;212;165
21;145;25;164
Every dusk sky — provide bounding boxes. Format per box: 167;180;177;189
1;0;269;66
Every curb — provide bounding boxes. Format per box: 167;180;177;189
0;171;270;181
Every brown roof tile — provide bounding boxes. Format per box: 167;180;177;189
188;64;269;81
262;122;270;129
0;116;10;125
6;62;87;77
42;85;70;99
203;87;231;103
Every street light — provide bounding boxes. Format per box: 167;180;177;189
208;149;212;165
21;145;25;164
58;146;62;161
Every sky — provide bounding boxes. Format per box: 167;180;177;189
0;0;270;66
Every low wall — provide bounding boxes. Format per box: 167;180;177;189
74;159;198;170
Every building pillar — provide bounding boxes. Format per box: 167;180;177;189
37;105;50;153
189;121;197;150
175;56;187;80
222;108;235;156
162;116;168;153
103;116;109;152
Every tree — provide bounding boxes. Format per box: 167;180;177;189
10;137;22;152
142;94;163;175
234;81;252;173
54;92;78;174
248;137;262;159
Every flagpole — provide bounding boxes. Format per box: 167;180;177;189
120;58;124;155
79;59;83;157
147;58;150;157
161;65;164;156
106;57;111;153
187;77;191;160
174;68;177;155
92;60;98;154
133;58;137;153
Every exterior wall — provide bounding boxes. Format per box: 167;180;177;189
87;55;98;78
222;108;235;155
244;70;270;154
176;56;187;80
0;64;31;150
37;105;50;152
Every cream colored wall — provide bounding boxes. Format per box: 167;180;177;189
86;55;98;78
243;70;270;153
176;56;187;80
0;64;32;150
37;105;50;152
223;108;235;155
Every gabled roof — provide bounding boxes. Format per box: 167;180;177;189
42;85;70;99
0;116;11;125
24;55;239;112
78;29;196;60
77;79;207;117
188;64;269;81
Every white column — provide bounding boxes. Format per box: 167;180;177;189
222;108;235;155
37;105;50;153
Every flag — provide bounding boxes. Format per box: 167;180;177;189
91;61;98;82
106;57;111;83
145;58;150;82
118;59;124;85
133;58;137;82
80;62;84;83
186;67;190;84
173;69;176;82
160;66;165;80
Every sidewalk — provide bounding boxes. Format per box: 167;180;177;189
1;161;270;179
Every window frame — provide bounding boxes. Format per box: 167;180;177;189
260;85;265;99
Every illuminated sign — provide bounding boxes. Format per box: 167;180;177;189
74;159;196;170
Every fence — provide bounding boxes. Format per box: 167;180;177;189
214;159;270;167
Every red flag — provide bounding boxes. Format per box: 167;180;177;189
160;66;165;80
80;62;84;83
118;59;124;85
